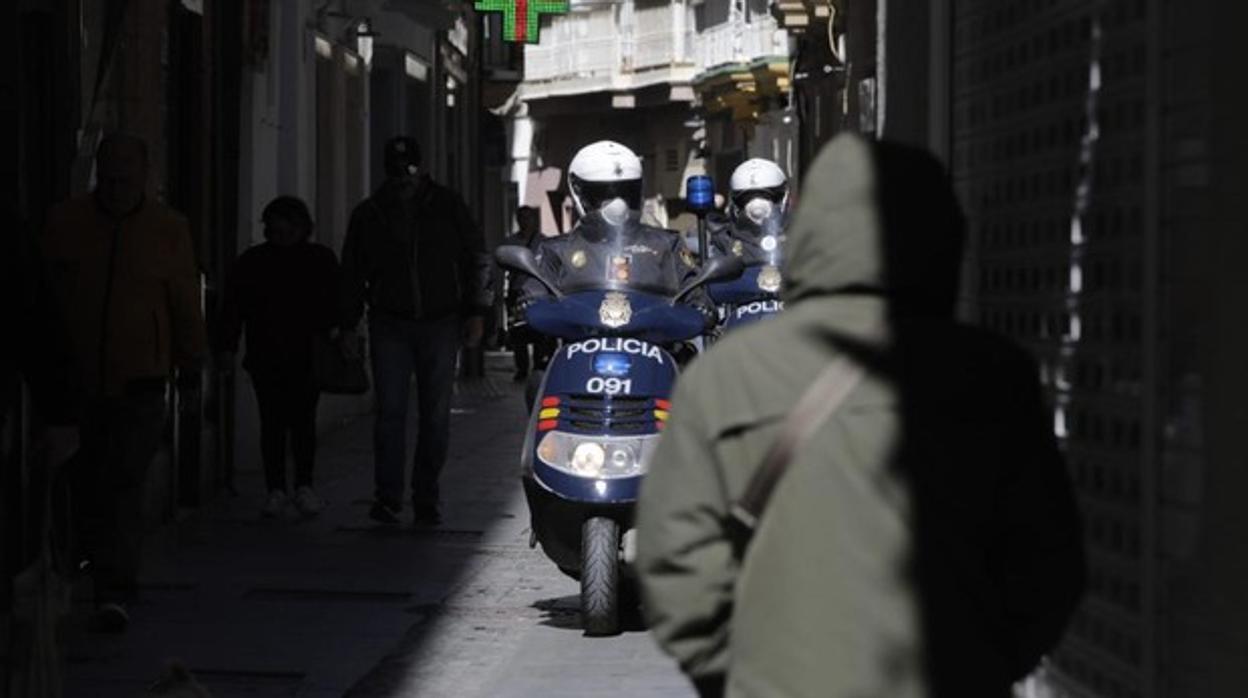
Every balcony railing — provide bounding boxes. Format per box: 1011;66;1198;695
697;16;789;72
631;29;690;71
522;5;790;95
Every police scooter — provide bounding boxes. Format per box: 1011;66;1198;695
707;258;784;332
495;245;741;636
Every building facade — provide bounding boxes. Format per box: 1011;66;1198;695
513;0;797;236
691;0;796;192
232;0;512;465
3;1;512;558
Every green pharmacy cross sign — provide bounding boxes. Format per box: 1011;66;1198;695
475;0;569;44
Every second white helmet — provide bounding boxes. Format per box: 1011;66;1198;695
568;140;644;226
729;158;789;226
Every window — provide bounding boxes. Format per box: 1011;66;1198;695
665;148;680;172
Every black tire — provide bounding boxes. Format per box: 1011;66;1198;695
580;517;620;636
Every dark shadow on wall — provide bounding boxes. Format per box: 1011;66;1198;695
802;138;1087;695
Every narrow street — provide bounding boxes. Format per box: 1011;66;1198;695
62;356;691;697
7;1;1248;696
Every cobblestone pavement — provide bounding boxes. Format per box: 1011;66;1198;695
62;357;692;697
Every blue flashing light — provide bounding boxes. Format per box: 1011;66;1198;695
593;353;632;377
686;175;715;213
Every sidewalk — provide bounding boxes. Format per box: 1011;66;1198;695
62;356;692;697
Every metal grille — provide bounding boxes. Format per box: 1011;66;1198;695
952;1;1160;696
561;394;655;433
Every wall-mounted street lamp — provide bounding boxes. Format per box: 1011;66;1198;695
356;20;378;66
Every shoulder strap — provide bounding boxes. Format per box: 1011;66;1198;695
728;354;865;536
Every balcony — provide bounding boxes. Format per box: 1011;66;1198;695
692;12;792;120
520;1;792;110
771;0;837;33
521;2;699;103
696;13;790;74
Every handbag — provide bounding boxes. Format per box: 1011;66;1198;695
726;354;865;553
312;332;370;395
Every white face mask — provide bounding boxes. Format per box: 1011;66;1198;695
599;198;630;227
744;198;774;225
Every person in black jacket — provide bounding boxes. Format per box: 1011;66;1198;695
338;136;492;527
219;196;339;518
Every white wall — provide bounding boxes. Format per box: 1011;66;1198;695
237;1;317;249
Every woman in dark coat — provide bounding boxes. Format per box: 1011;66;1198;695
219;196;339;517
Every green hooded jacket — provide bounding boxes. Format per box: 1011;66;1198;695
635;134;1085;698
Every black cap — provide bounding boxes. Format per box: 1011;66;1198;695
384;136;423;178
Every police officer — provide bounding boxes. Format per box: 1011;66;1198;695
522;141;708;312
711;158;790;266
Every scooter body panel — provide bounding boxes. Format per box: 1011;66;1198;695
518;290;687;577
710;265;784;332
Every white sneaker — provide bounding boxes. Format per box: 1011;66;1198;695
293;486;324;517
261;490;288;518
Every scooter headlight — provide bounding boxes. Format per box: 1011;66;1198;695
572;442;606;474
536;432;660;479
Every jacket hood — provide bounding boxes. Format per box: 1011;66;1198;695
781;134;966;317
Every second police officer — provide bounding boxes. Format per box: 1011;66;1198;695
711;157;790;267
704;158;790;332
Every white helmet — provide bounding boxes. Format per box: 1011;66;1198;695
729;158;789;227
568;140;643;226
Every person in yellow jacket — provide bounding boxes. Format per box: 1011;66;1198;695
40;133;207;632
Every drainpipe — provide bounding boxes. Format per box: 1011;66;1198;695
875;0;886;136
1140;0;1162;694
927;0;951;163
511;105;534;205
672;0;685;64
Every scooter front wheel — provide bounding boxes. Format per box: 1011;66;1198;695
580;516;620;636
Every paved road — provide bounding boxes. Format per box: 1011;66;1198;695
62;358;692;697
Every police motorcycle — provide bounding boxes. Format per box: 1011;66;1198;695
497;141;742;636
705;159;790;333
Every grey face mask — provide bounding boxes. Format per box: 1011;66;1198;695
599;198;630;227
744;198;775;225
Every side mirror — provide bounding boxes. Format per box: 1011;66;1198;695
674;254;744;302
495;245;562;299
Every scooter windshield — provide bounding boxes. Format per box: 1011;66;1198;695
526;290;706;345
554;213;685;298
709;215;786;304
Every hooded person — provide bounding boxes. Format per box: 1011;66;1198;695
635;133;1085;698
41;133;207;632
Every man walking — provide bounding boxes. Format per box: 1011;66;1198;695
41;133;207;631
339;136;492;526
636;134;1085;697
